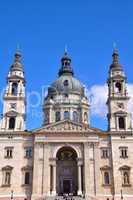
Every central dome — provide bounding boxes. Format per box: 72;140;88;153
43;51;89;126
49;74;85;96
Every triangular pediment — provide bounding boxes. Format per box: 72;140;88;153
33;120;98;133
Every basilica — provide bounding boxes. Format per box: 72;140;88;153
0;48;133;200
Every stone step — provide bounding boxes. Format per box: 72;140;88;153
45;196;85;200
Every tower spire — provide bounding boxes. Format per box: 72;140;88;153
109;47;122;70
10;48;23;72
64;44;67;55
112;48;118;64
14;47;21;63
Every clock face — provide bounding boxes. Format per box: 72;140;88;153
117;102;124;109
10;103;16;109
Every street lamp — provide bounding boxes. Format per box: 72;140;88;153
11;190;13;200
120;189;123;200
111;192;115;200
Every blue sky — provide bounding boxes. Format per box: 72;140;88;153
0;0;132;130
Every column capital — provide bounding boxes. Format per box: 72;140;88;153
77;158;83;166
88;142;99;148
49;157;57;166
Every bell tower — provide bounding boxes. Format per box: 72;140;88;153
0;50;26;131
107;49;132;131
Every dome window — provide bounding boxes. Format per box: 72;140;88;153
73;111;78;122
64;111;70;120
55;111;61;122
64;80;69;87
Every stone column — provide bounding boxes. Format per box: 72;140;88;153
84;142;90;198
47;164;51;196
77;159;83;195
51;159;56;196
9;81;12;94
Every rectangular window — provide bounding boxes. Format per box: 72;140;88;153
2;166;13;187
24;172;30;185
21;167;32;186
4;147;13;158
100;166;111;186
5;172;11;185
118;117;125;129
119;147;128;158
101;148;109;159
24;147;33;158
2;171;12;186
104;171;110;185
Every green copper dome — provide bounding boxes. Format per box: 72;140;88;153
49;75;85;96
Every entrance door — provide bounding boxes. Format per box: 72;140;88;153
63;180;70;194
56;147;78;195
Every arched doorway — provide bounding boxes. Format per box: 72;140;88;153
56;146;78;195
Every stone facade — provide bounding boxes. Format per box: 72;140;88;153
0;49;133;200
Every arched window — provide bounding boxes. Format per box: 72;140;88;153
25;172;30;185
104;172;110;185
123;172;130;185
73;111;78;122
64;80;69;87
115;82;122;93
118;117;125;129
9;117;15;129
11;82;18;96
55;111;61;122
64;111;70;120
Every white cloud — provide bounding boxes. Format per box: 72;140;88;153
86;84;133;119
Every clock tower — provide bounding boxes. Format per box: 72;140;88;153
107;49;132;131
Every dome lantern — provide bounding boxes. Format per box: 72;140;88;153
58;50;74;77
